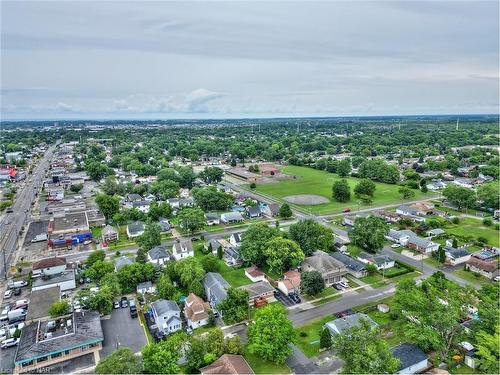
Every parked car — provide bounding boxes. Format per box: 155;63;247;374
391;243;401;248
333;284;343;290
338;281;349;288
3;290;12;299
13;289;21;296
113;301;120;309
120;297;128;308
1;338;20;349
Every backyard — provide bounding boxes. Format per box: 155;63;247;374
254;165;434;215
442;217;499;247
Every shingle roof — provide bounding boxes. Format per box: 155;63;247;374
203;272;230;302
148;245;171;260
127;221;145;234
467;257;498;273
409;236;437;249
151;299;180;316
137;281;153;290
331;252;366;273
200;354;254;375
172;239;194;255
102;224;117;235
325;313;378;335
221;212;244;221
239;281;274;299
391;343;428;372
302;250;347;274
445;247;470;259
114;256;133;271
32;257;66;270
15;311;103;364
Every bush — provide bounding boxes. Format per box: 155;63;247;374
299;331;308;337
477;236;488;244
483;218;493;226
250;183;256;189
451;217;460;224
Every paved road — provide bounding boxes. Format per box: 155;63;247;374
0;145;55;278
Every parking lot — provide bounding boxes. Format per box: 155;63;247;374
101;305;147;357
0;344;17;373
22;220;49;257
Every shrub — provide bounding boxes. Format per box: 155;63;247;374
477;236;488;244
250;183;256;189
451;217;460;224
483;218;493;226
299;331;308;337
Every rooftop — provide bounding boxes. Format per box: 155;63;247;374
32;270;75;288
26;286;61;321
391;343;428;371
200;354;254;375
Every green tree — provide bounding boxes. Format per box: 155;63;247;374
142;333;186;374
354;179;376;198
117;262;156;293
85;260;115;283
217;288;249;325
100;273;122;297
350;216;389;253
150;179;180;200
477;183;499;211
264;237;304;274
89;285;114;315
192;187;234;211
137;222;161;251
394;274;475;361
300;271;325;296
157;274;176;300
70;183;83;193
331;320;400;374
398;186;415;201
442;185;476;210
172;257;205;289
86;250;106;267
278;203;293;219
199;166;224;184
200;255;221;273
320;328;332;349
96;347;143;374
474;326;499;374
178;207;206;233
332;179;351;202
289;219;333;256
247;304;296;364
95;194;120;221
48;300;70;317
239;223;280;266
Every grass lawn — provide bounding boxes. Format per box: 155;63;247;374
448;365;477;374
295;315;335;357
220;267;250;287
454;269;492;286
243;347;291;374
443;217;499;247
254;166;434;215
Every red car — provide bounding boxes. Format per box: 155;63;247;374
343;208;351;213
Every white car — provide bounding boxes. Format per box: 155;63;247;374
494;276;500;282
391;243;401;248
1;338;20;349
3;290;12;299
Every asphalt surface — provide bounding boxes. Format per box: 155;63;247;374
101;305;147;357
0;145;55;278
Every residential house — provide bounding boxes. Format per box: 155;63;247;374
245;266;266;283
114;256;133;272
386;229;415;246
126;221;145;238
203;272;230;314
261;203;280;217
206;213;220;226
466;258;499;280
445;247;471;266
126;193;142;202
239;281;275;305
391;343;429;374
427;180;447;191
277;270;301;296
425;228;445;238
325;313;378;335
374;210;401;223
101;225;118;242
147;245;172;266
205;239;222;255
184;293;211;329
357;252;395;270
408;236;440;254
331;252;367;278
246;206;262;219
166;198;181;210
229;232;243;248
301;250;347;286
220;212;244;224
223;247;242;267
409;202;435;215
132;200;150;213
137;281;156;294
396;205;422;217
200;354;254;375
32;257;67;278
343;212;370;227
158;217;171;233
150;299;182;335
172;239;194;260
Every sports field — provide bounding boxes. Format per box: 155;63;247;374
255;165;434;215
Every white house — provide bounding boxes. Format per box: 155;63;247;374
32;257;67;277
126;221;145;238
229;232;243;248
147;245;172;266
445;247;471;266
220;212;244;224
277;270;301;295
386;229;414;246
137;281;156;294
391;344;429;374
172;239;194;260
407;236;440;254
183;293;211;329
245;266;266;283
132;200;150;213
151;299;182;335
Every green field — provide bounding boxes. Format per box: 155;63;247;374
443;217;499;247
255;166;434;215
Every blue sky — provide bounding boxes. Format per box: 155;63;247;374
1;0;498;119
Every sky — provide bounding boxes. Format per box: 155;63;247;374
1;0;499;120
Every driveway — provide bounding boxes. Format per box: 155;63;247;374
286;344;318;374
274;289;297;307
101;307;147;357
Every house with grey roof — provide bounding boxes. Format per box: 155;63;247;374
445;247;471;266
158;217;171;232
220;211;244;224
206;213;220;226
137;281;156;294
425;228;445;238
114;256;133;272
224;247;242;267
229;232;243;248
246;206;262;218
151;299;182;335
203;272;230;314
239;281;275;305
325;313;378;335
172;239;194;260
301;250;347;286
126;221;145;238
391;343;429;374
261;203;280;217
101;225;118;242
407;235;439;254
386;229;415;245
331;252;367;278
147;245;172;266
